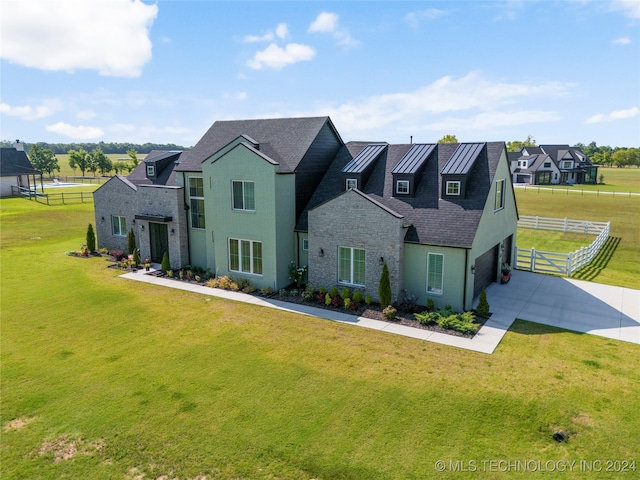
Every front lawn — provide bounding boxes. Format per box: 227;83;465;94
2;198;639;479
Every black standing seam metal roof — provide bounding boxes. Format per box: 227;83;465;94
391;143;436;174
341;143;387;173
440;142;485;175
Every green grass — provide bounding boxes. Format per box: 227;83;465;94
517;167;640;194
54;154;144;178
515;189;639;289
2;198;640;479
517;229;593;253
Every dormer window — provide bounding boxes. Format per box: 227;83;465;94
346;178;358;190
396;180;409;194
146;165;155;177
561;160;573;169
446;181;460;196
543;162;551;168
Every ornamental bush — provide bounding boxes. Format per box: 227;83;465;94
378;262;392;308
476;290;490;317
352;290;363;304
161;251;170;272
127;228;136;255
86;224;96;252
382;305;397;320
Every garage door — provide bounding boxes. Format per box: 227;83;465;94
473;245;498;298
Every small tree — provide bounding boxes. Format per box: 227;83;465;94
132;248;141;266
161;251;171;272
127;228;136;255
476;290;490;317
378;262;392;308
86;223;96;252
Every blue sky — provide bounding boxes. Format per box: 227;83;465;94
1;0;638;148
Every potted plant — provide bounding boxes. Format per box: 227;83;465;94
501;263;512;284
144;259;151;271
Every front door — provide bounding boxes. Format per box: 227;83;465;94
149;223;169;263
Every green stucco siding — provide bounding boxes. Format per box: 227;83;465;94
403;243;466;311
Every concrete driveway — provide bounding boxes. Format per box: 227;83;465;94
484;270;640;345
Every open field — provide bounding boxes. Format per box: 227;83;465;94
2;198;640;479
517;229;594;253
53;153;145;178
517;167;640;194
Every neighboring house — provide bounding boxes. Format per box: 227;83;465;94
93;116;518;311
0;141;42;197
509;145;597;185
93;150;188;267
299;141;517;312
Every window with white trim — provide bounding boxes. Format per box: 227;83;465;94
346;178;358;190
146;165;155;176
561;160;573;169
543;162;551;168
446;181;461;196
396;180;409;194
112;215;126;236
229;238;262;275
302;238;309;251
189;177;205;229
338;247;366;286
426;253;444;295
232;181;255;211
494;179;505;211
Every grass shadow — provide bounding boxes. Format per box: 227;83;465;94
572;236;621;282
509;319;583;336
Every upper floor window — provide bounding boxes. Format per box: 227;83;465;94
561;160;573;169
232;181;255;211
146;165;155;177
346;178;358;190
112;215;126;236
543;162;551;168
446;181;460;196
302;238;309;251
189;177;205;229
494;179;505;211
338;246;366;286
396;180;409;194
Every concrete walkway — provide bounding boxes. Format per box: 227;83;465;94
120;268;639;354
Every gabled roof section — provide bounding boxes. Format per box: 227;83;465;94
176;116;342;173
441;143;484;175
341;143;387;173
127;150;181;187
0;147;41;176
391;143;436;174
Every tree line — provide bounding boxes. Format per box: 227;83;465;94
28;146;142;177
0;140;187;154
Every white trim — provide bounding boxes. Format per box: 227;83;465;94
228;238;263;276
302;238;309;251
446;180;461;196
112;215;126;237
338;246;366;286
426;252;444;295
396;179;409;194
346;178;357;190
146;165;155;176
494;178;505;211
188;176;205;229
232;180;256;211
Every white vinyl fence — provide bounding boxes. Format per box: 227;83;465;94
516;216;610;276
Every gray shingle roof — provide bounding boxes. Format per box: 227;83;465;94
391;143;436;174
298;141;507;249
0;147;41;176
127;150;182;186
176;116;340;173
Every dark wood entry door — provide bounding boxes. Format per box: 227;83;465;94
149;223;169;263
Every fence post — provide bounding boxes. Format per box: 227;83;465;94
563;218;568;232
531;248;536;271
567;252;572;277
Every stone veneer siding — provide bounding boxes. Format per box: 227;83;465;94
93;178;187;269
308;190;405;303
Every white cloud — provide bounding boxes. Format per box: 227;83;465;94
610;0;640;19
0;0;157;77
310;72;572;138
308;12;358;47
309;12;339;33
0;99;63;120
76;109;96;120
613;36;631;45
46;122;104;139
584;107;639;124
247;43;315;70
404;9;446;28
244;23;289;43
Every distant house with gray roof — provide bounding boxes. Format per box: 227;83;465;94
93;117;518;311
0;141;42;197
509;145;597;185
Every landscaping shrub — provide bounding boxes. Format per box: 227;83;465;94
325;293;332;306
127;228;136;255
329;287;339;298
352;290;363;304
86;223;96;252
161;251;170;272
259;287;273;296
279;289;288;297
242;285;256;294
132;248;141;267
365;294;372;305
340;288;350;300
205;277;218;288
344;298;351;309
331;296;341;307
236;278;253;291
414;308;479;334
476;290;490;316
378;262;392;308
318;286;327;296
382;305;397;320
217;276;234;290
302;285;316;302
426;298;435;311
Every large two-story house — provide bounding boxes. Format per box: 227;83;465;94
509;144;598;185
94;116;518;311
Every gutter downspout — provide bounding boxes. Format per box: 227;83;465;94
463;248;469;310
